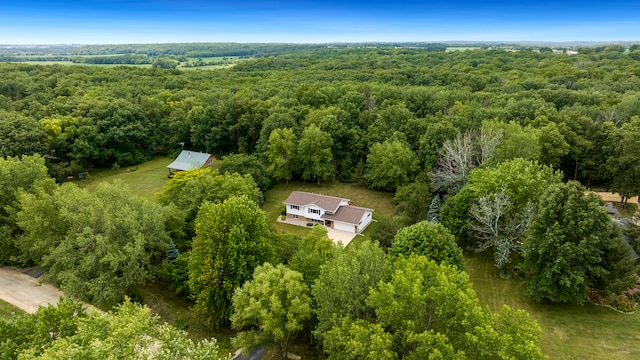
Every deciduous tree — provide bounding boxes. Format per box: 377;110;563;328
266;128;299;184
469;187;535;271
189;196;273;327
298;124;335;184
17;181;170;307
389;221;464;270
231;263;312;357
365;140;418;191
524;181;635;303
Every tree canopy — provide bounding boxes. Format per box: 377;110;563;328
389;220;465;270
524;181;636;303
188;195;273;327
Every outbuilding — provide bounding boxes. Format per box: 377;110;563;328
166;150;215;177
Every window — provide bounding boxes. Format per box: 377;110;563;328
367;213;371;218
290;205;300;211
308;208;320;215
292;215;298;219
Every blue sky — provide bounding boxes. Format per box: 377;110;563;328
1;1;639;44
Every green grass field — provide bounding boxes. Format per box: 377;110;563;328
465;251;640;360
0;299;24;318
77;156;172;201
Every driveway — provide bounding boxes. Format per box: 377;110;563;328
588;191;639;204
0;267;62;314
276;217;357;246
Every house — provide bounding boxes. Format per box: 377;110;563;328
284;191;374;234
166;150;215;177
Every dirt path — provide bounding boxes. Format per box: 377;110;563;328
588;191;639;204
0;267;62;314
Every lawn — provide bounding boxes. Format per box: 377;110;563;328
0;299;24;318
465;251;640;360
262;180;396;243
77;156;172;202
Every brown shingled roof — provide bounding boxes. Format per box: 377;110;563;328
284;191;345;212
322;206;370;225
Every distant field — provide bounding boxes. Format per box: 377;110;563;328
77;156;172;202
446;47;482;51
8;60;153;68
465;251;640;360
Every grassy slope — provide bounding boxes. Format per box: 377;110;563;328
77;156;172;201
0;299;24;318
465;251;640;360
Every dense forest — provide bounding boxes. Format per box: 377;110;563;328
1;44;640;359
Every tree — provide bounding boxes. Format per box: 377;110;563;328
393;180;432;224
216;153;273;193
482;119;541;163
288;225;340;287
440;158;561;246
524;181;636;303
312;240;389;341
189;196;273;327
389;221;464;270
266;128;298;184
538;121;570;168
0;154;54;264
321;255;545;359
13;298;225;360
430;129;501;195
298;124;335;184
418;119;460;170
322;318;396;360
365;140;418;191
469;187;535;272
0;110;47;158
78;97;153;167
0;297;86;359
607;116;640;202
231;263;312;357
427;194;442;223
158;167;261;243
16;181;170;307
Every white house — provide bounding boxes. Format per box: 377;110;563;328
284;191;374;234
166;150;216;177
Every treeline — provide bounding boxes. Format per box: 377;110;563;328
70;54;153;64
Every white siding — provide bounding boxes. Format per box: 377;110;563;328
287;204;305;217
358;210;374;231
303;204;324;220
